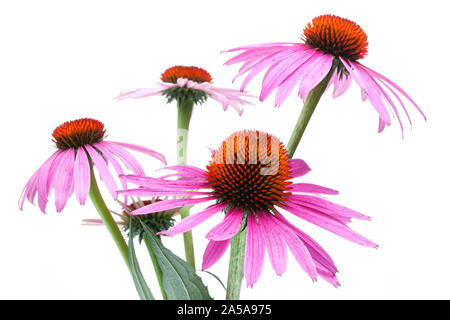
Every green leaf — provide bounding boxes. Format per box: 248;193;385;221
128;223;155;300
200;270;227;292
140;221;213;300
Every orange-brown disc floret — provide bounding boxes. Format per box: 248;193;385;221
52;118;105;150
302;14;368;61
205;131;292;213
161;66;213;84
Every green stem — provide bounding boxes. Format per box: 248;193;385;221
286;64;337;158
143;236;168;300
226;225;247;300
176;99;196;270
88;160;130;272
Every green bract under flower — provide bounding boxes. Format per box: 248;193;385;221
162;86;209;105
120;199;178;242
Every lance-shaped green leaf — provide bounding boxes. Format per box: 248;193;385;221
128;223;155;300
140;221;212;300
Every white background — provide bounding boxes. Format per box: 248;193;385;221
1;0;449;300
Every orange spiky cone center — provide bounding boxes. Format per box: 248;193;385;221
302;14;368;61
161;65;213;84
52;118;105;150
205;131;292;213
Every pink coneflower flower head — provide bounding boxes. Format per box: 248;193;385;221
83;197;179;242
19;118;167;213
116;65;254;116
119;130;377;287
224;14;426;134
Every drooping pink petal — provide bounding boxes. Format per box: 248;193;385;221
202;239;231;270
244;213;265;287
359;63;426;120
275;212;337;274
331;71;353;98
94;142;129;206
206;207;244;241
340;58;391;124
19;170;39;210
270;213;317;281
287;194;370;221
283;202;378;248
289;183;339;195
160;165;207;178
115;86;166;101
259;213;287;276
288;159;311;178
121;174;210;190
118;188;211;197
259;45;315;101
73;148;91;206
157;202;227;236
53;149;75;213
84;145;118;199
108;141;167;165
131;196;217;215
101;142;146;176
298;53;333;100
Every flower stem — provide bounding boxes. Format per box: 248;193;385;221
176;99;196;269
143;236;168;300
286;64;337;158
88;160;131;272
226;223;247;300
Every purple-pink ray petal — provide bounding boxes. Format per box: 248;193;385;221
287;194;370;221
259;213;287;276
244;214;265;287
359;63;426;120
53;149;75;213
109;141;167;165
84;145;118;199
206;207;244;241
73;148;90;206
101;142;146;176
131;196;217;215
121;174;210;189
115;87;165;101
283;202;378;248
341;58;391;124
289;183;339;195
118;188;211;197
298;53;333;100
289;159;311;178
271;214;317;280
202;239;231;270
157;202;227;236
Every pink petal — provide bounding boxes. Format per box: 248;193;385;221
288;194;370;221
73;149;91;206
115;87;165;100
131;196;217;215
119;188;211;197
109;141;167;165
283;202;378;248
53;149;75;213
340;58;391;124
259;213;287;276
84;145;118;199
289;159;311;178
202;239;231;270
101;142;145;176
157;202;227;235
298;53;333;100
289;183;339;195
206;207;244;241
270;214;317;280
359;63;426;120
244;213;265;287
